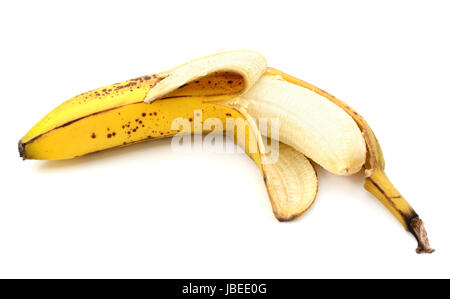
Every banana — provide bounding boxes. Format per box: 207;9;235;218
18;50;318;222
18;50;432;253
235;67;433;253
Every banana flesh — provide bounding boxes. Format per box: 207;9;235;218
18;50;318;223
234;74;366;175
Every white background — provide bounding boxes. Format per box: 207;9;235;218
1;0;449;278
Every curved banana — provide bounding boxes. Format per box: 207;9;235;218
18;50;318;222
18;50;432;253
239;67;433;253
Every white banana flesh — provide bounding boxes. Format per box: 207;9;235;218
236;75;367;175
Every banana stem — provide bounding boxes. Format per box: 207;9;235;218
364;169;434;254
409;217;435;254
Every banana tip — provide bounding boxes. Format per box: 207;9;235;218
18;140;25;160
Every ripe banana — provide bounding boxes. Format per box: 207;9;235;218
18;50;432;253
233;67;433;253
18;50;318;222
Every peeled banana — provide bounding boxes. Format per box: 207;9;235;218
18;50;432;253
231;74;366;175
